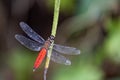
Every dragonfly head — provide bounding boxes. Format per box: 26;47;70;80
48;35;55;43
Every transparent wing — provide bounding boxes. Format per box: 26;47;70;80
50;50;71;65
53;44;80;55
15;34;43;51
19;22;45;43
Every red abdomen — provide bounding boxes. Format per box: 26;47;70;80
33;48;47;70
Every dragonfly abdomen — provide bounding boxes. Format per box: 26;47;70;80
33;48;47;71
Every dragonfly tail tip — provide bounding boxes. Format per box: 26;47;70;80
33;68;36;72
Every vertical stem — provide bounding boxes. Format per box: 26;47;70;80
51;0;61;36
44;0;61;80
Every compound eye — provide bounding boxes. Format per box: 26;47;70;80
50;35;54;40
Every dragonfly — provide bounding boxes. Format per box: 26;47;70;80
15;22;80;72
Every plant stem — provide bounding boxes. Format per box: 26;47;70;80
44;0;61;80
51;0;60;36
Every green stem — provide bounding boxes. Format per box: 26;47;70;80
51;0;60;36
44;0;61;80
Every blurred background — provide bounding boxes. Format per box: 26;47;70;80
0;0;120;80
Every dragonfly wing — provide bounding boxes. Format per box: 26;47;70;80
53;44;80;55
19;22;45;43
50;50;71;65
15;34;43;51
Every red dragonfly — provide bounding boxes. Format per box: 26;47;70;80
15;22;80;71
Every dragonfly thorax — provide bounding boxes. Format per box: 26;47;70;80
42;35;54;49
43;41;51;49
